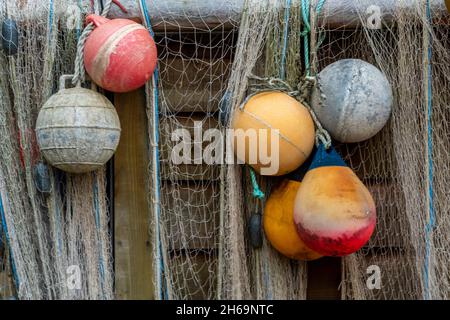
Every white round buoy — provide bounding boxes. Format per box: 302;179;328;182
36;86;121;173
311;59;393;143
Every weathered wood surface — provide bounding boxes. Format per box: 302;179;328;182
108;0;449;29
114;90;154;300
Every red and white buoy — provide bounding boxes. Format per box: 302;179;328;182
84;14;157;93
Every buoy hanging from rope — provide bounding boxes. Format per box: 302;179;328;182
264;180;322;261
83;14;158;93
311;59;392;143
293;144;376;256
248;213;263;249
36;75;121;173
231;91;315;176
1;18;19;56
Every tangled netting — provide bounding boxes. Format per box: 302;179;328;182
1;0;450;300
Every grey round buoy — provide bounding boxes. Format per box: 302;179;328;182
1;19;19;56
33;162;51;194
248;213;263;249
311;59;393;143
36;79;121;174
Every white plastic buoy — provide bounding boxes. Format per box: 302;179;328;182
311;59;393;143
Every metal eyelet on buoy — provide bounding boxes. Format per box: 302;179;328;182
1;18;19;56
248;213;263;249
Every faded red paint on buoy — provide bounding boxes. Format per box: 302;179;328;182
84;14;157;93
293;145;376;257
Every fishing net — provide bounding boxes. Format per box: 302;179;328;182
1;0;450;301
0;0;113;299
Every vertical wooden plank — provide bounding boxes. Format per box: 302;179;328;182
307;257;342;300
114;89;154;300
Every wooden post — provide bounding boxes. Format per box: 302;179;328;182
114;89;154;300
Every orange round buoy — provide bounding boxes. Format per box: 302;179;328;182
84;14;157;93
264;180;322;261
294;145;376;257
231;91;315;176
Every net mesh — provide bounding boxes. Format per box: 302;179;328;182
0;0;113;299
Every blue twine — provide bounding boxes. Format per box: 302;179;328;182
0;193;20;290
423;0;434;301
140;0;167;300
93;175;106;297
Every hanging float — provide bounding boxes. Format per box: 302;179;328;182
36;76;121;174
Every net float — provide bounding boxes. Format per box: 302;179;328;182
294;144;376;256
264;180;322;261
83;14;157;93
311;59;392;143
231;91;315;176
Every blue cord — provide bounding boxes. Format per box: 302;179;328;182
0;193;20;291
48;0;54;39
423;0;434;301
140;0;167;300
93;176;106;297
